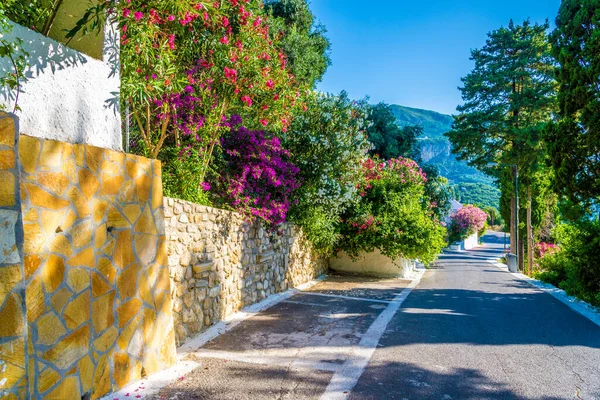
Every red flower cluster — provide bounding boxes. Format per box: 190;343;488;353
535;242;560;259
224;67;238;82
350;215;375;233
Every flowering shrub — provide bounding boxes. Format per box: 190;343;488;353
535;242;559;259
279;92;371;252
211;116;300;225
70;0;302;177
337;156;446;264
355;157;428;195
447;205;488;243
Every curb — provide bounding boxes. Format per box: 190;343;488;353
489;261;600;328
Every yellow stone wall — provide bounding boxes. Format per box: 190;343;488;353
0;113;27;399
0;115;177;399
165;198;329;346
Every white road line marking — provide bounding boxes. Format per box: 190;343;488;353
320;270;425;400
282;299;331;307
189;349;341;372
299;292;393;304
489;261;600;328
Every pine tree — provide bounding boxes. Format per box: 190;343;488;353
446;20;556;270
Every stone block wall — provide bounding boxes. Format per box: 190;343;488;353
0;111;176;399
0;113;27;399
164;198;328;346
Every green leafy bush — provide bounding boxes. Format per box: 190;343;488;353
0;11;29;112
280;91;371;253
537;219;600;307
337;157;446;264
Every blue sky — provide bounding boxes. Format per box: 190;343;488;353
311;0;561;115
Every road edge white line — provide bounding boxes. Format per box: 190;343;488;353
320;269;426;400
299;292;392;304
489;261;600;328
189;349;341;372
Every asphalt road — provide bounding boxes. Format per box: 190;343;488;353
351;231;600;399
146;231;600;400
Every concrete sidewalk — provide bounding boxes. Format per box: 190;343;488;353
141;273;421;400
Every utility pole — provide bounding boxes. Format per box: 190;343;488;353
514;165;519;271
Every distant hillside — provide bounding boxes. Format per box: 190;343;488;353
390;105;454;139
390;105;500;209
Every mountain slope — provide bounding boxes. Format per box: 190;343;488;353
390;105;454;139
390;105;500;208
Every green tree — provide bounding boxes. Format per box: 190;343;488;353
452;182;501;210
546;0;600;207
446;20;556;271
365;103;451;219
421;164;452;220
281;91;371;253
367;102;421;161
265;0;331;88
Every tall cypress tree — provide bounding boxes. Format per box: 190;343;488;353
546;0;600;208
446;20;556;269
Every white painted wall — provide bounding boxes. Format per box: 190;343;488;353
0;21;122;150
330;249;415;278
463;231;479;250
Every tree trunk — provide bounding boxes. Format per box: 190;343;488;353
527;188;534;276
519;233;525;272
510;194;517;255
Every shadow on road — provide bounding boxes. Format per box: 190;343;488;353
387;286;600;348
349;361;570;400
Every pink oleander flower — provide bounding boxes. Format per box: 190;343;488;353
134;11;143;21
224;67;238;81
448;205;487;241
535;242;560;259
220;36;230;45
241;95;252;106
